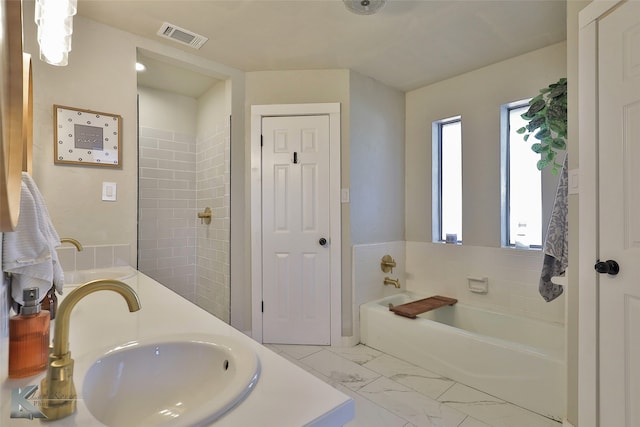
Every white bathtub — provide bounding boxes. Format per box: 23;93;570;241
360;292;565;421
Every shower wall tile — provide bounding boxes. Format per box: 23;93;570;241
138;126;197;304
195;118;230;323
136;110;271;322
139;127;173;140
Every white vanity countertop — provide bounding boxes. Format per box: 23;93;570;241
1;270;354;427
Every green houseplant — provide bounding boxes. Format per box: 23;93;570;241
517;77;567;174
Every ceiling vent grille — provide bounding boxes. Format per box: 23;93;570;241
157;22;208;49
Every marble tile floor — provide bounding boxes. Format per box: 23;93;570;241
265;343;561;427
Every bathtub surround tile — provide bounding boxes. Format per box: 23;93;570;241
113;245;131;266
405;242;564;325
362;354;456;399
438;384;561;427
358;377;468;427
56;246;76;271
75;246;96;270
94;245;114;268
352;242;406;341
299;349;381;391
57;244;133;272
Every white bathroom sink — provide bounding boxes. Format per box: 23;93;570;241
64;266;136;285
81;334;260;427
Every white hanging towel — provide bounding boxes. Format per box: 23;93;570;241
539;155;569;302
3;172;64;306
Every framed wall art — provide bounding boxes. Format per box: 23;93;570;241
54;104;122;167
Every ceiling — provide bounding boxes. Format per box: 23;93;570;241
78;0;567;96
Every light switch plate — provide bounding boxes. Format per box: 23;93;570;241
341;188;350;203
568;168;579;195
102;182;117;201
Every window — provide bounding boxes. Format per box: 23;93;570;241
501;102;542;249
432;116;462;243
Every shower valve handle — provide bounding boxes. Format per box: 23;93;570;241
594;259;620;276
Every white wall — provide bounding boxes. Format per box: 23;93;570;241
22;0;246;269
244;69;351;334
138;87;198;134
348;71;405;336
21;4;247;327
24;9;139;264
406;42;567;247
349;71;405;245
244;70;406;337
197;80;231;137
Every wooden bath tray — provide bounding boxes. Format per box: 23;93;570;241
389;295;458;318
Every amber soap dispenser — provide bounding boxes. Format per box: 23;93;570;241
9;287;50;378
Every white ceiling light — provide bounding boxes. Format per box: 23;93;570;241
343;0;387;15
135;62;146;72
34;0;77;66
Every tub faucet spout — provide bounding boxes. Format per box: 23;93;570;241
60;237;83;251
39;279;141;421
384;277;400;288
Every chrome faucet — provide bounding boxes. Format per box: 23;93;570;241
384;277;400;288
40;279;141;420
60;237;83;251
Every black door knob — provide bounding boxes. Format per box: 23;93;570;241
594;259;620;275
319;238;327;246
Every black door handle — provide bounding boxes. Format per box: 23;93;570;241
319;238;327;246
594;259;620;275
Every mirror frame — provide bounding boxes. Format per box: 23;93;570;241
0;0;25;230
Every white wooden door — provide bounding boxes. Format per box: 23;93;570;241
598;2;640;425
261;115;331;345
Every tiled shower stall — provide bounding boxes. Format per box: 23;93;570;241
138;119;230;322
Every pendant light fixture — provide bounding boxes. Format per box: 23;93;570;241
34;0;77;66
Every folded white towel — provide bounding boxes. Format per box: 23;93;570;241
3;172;64;306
